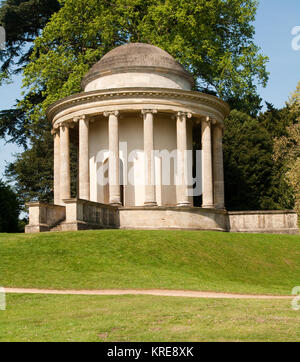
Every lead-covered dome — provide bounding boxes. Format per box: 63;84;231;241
82;43;194;91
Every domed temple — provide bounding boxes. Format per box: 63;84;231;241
26;43;298;234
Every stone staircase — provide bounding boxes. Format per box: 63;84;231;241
50;219;65;232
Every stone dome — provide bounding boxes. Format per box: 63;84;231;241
82;43;194;91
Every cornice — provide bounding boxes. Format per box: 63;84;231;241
47;87;230;123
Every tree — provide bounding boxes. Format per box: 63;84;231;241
0;90;45;148
5;130;54;205
0;179;20;232
21;0;268;128
0;0;60;147
0;0;60;80
274;122;300;214
273;82;300;215
4;128;78;207
223;109;294;211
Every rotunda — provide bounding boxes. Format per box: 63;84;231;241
48;43;229;210
26;43;298;234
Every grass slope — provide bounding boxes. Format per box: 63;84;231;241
1;230;300;295
1;294;299;342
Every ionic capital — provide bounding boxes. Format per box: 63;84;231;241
177;111;192;120
203;116;217;125
58;121;72;130
51;128;59;136
73;114;87;123
103;110;119;118
141;109;157;115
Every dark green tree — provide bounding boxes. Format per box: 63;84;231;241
5;130;54;205
258;102;297;137
0;179;20;232
0;0;60;78
0;0;60;147
4;129;78;207
223;109;295;211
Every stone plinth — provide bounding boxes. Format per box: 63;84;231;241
119;206;228;231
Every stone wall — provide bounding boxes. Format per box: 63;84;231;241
61;199;119;231
26;200;299;234
228;210;299;234
119;207;228;231
25;202;66;233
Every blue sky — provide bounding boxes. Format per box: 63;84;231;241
255;0;300;107
1;0;300;180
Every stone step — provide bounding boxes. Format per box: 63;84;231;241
50;220;65;232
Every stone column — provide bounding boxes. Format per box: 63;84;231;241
78;115;90;200
59;123;71;202
201;117;214;208
142;109;157;206
213;123;225;209
53;129;61;205
104;111;121;206
176;111;192;207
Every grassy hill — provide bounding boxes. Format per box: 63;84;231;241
1;230;300;295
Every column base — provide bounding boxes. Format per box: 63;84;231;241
202;204;215;209
177;202;191;207
144;201;158;207
78;194;90;202
214;204;225;210
110;202;122;207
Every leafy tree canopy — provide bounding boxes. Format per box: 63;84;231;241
273;82;300;215
21;0;268;129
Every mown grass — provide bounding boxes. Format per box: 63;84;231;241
0;230;300;295
1;294;299;342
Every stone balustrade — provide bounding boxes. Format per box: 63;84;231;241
61;199;120;231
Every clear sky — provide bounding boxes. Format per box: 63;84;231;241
254;0;300;107
0;0;300;180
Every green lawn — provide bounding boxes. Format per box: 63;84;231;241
1;294;299;342
1;230;300;295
